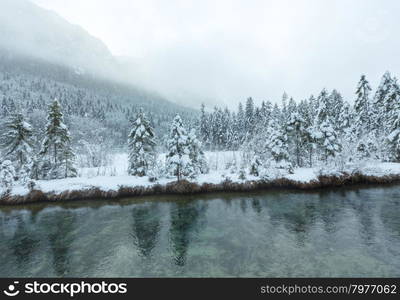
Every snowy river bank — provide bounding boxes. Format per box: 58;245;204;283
2;155;400;205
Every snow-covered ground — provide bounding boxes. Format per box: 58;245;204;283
5;152;400;198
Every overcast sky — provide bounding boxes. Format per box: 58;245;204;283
31;0;400;108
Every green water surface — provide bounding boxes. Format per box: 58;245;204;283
0;186;399;277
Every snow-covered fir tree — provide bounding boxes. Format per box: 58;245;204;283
314;89;342;162
199;103;210;149
330;90;345;131
37;99;77;179
386;78;400;161
187;129;209;176
249;155;262;176
0;113;34;182
354;75;372;137
127;110;157;176
319;120;342;161
265;123;292;172
372;71;393;135
165;115;192;181
286;111;306;167
0;160;15;189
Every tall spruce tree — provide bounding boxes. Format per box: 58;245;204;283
0;160;15;189
386;78;400;161
165;115;192;181
127;110;157;176
330;90;345;131
0;113;34;182
372;71;393;135
354;75;372;137
187;129;208;176
245;97;255;140
199;103;210;149
38;99;77;179
315;89;342;161
286;111;306;167
265;123;292;172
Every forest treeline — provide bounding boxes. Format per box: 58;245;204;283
198;72;400;173
1;71;400;189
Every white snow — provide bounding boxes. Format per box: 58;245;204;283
3;152;400;198
285;168;318;182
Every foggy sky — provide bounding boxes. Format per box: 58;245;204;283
31;0;400;109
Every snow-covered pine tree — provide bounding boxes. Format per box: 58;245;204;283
297;98;317;167
385;78;400;161
165;115;192;181
38;99;77;179
355;133;379;161
265;123;292;172
287;97;297;116
372;71;393;135
237;102;246;145
260;100;272;127
127;110;157;176
286;111;306;167
187;129;209;176
329;89;345;132
249;155;262;176
354;75;372;137
0;113;34;182
245;97;255;139
230;113;241;150
199;103;210;149
280;92;289;127
319;120;342;161
0;160;15;189
315;89;342;162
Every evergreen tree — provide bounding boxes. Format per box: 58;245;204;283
355;133;379;161
286;111;306;167
260;100;272;126
245;97;255;139
249;155;262;176
319;120;342;161
38;99;77;179
372;71;393;134
187;129;209;176
265;124;292;172
127;110;157;176
165;115;192;181
0;113;34;182
237;102;246;144
315;89;330;126
386;78;400;161
354;75;372;137
199;103;210;149
330;90;345;131
298;98;317;167
0;160;15;189
315;89;342;161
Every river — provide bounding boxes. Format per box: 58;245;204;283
0;186;399;277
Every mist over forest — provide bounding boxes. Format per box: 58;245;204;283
1;0;400;193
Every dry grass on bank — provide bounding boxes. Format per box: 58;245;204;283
2;172;400;206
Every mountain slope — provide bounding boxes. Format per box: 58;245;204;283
0;0;116;77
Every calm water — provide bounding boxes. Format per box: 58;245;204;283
1;186;400;277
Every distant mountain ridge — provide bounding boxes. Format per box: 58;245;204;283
0;0;197;113
0;0;116;77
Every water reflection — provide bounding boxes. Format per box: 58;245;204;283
130;203;161;258
169;201;207;266
10;216;39;269
0;186;399;277
46;211;76;276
